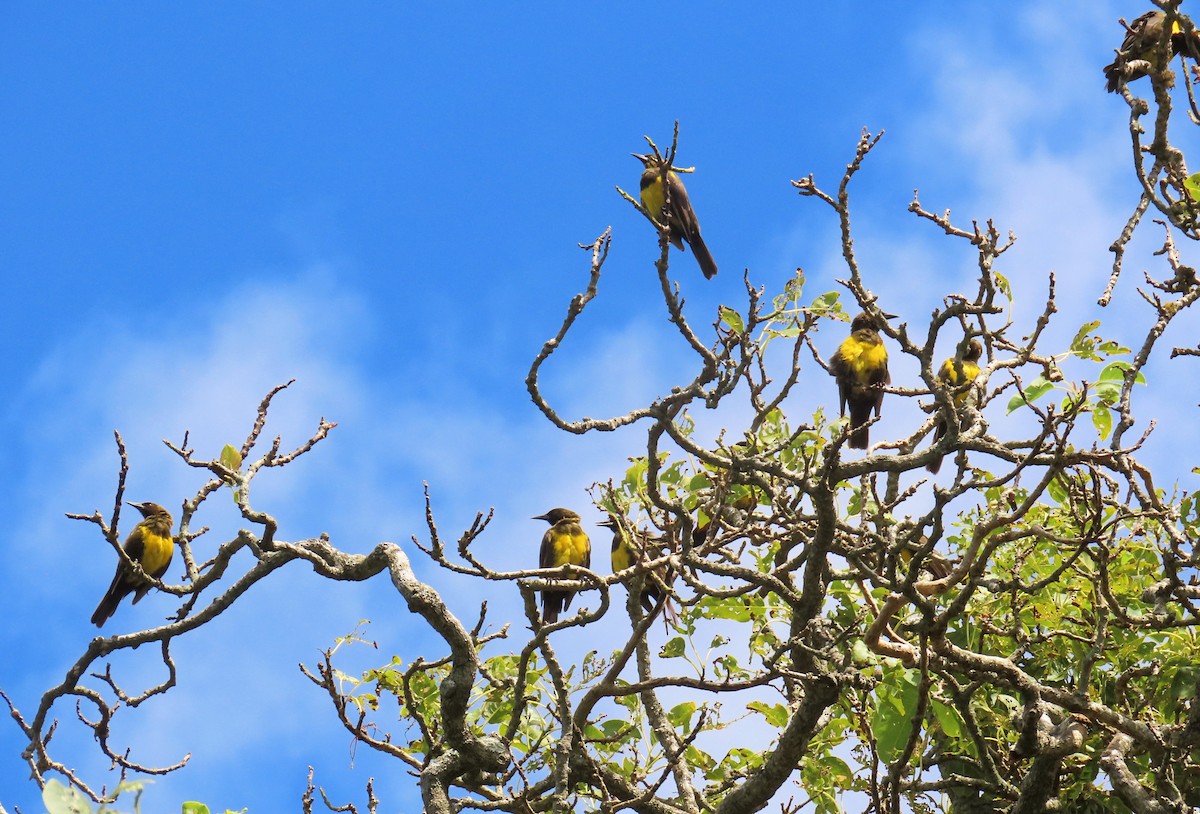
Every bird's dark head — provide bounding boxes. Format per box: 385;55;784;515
849;312;879;333
533;508;581;525
963;338;983;362
849;310;895;334
128;501;168;518
631;152;651;166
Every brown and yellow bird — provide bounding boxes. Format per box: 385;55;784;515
634;152;718;279
602;517;674;618
1104;9;1200;92
829;312;891;449
91;501;175;628
535;508;591;625
927;338;983;475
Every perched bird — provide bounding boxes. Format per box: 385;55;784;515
927;338;983;474
601;517;674;618
91;502;175;628
535;508;591;625
1104;10;1200;92
829;312;891;449
633;152;718;279
897;538;954;581
692;490;757;548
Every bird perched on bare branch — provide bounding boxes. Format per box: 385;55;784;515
830;312;891;449
535;508;591;625
91;501;175;627
601;516;676;622
927;338;983;474
1104;9;1200;92
634;151;718;279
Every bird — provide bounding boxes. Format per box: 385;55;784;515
897;538;954;581
535;508;591;625
926;338;983;475
1104;10;1200;92
601;517;674;619
91;501;175;628
829;312;891;449
633;152;718;279
692;490;757;548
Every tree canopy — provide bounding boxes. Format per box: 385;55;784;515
7;4;1200;814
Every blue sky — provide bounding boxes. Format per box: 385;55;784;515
1;1;1193;810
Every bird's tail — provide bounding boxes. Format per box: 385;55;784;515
688;233;718;279
90;579;122;628
541;590;567;625
926;418;947;473
1103;60;1122;93
923;553;952;581
848;403;873;449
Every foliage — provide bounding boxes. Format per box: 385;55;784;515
6;4;1200;813
40;779;228;814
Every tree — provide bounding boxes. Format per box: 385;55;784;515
6;7;1200;813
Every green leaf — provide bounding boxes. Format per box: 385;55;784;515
219;444;242;472
719;306;745;334
746;700;789;728
182;804;212;814
1092;381;1121;405
660;636;686;658
1093;404;1113;439
1007;376;1054;413
43;779;93;814
931;700;963;738
1185;172;1200;201
1100;361;1145;385
851;639;875;666
696;595;753;622
873;673;921;763
1070;320;1102;353
667;700;697;729
994;270;1012;300
820;754;854;785
810;291;841;312
1047;476;1068;505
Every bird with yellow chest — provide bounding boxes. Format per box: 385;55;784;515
90;501;175;628
534;507;591;625
830;311;892;449
633;151;719;280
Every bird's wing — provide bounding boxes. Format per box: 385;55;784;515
578;528;592;569
665;174;702;245
539;528;555;569
829;343;851;415
123;526;147;566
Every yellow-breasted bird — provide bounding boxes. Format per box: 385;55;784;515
1104;10;1200;92
829;312;891;450
535;508;591;625
601;517;674;618
91;501;175;628
927;338;983;475
633;152;718;279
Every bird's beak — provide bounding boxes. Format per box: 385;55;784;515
531;513;548;521
631;152;649;163
880;311;898;320
126;501;146;510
